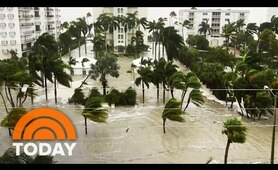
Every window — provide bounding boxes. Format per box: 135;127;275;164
10;40;16;45
0;23;6;28
9;32;15;36
0;14;5;19
240;13;245;16
121;34;123;39
1;40;8;46
225;19;230;22
120;28;124;33
0;32;7;37
7;14;14;19
2;49;8;54
35;25;40;31
202;18;208;21
118;34;121;39
203;13;208;15
225;13;230;16
8;23;15;28
35;11;40;17
121;8;123;13
118;8;120;13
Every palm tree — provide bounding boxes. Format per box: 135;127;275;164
151;59;166;102
169;11;177;26
147;20;157;56
136;17;148;31
77;17;89;54
90;52;120;95
51;57;72;104
31;33;58;101
222;21;236;50
135;66;153;104
59;31;73;58
161;26;184;61
109;16;120;50
91;33;105;58
198;20;211;37
222;117;247;164
81;97;108;135
68;24;82;58
181;19;190;41
162;98;185;133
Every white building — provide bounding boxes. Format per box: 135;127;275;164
179;8;249;47
0;7;60;59
267;8;278;21
92;7;148;51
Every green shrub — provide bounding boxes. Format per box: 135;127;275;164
116;45;125;52
68;88;86;105
105;88;125;106
124;87;136;105
1;108;27;128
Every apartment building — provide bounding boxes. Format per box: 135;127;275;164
93;7;148;51
179;8;249;47
0;7;60;59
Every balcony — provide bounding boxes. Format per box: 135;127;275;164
48;27;55;30
19;15;34;19
22;30;34;35
22;46;32;52
19;7;33;11
21;38;35;44
46;8;54;11
35;28;41;32
20;23;34;27
47;21;55;24
35;14;40;18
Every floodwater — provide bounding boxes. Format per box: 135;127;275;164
0;43;277;164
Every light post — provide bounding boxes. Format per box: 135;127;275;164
264;85;277;164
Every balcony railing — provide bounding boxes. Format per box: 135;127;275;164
19;7;33;11
47;15;54;18
48;27;55;30
19;15;34;19
22;30;34;35
46;8;54;11
20;23;34;27
35;15;40;18
21;38;35;44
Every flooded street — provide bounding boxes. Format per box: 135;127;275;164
0;44;277;164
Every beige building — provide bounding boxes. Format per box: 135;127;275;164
93;7;148;50
0;7;61;59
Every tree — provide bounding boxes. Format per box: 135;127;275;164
198;20;212;37
161;26;184;61
77;17;89;54
222;117;247;164
68;24;82;58
181;19;190;41
222;21;236;50
135;66;153;104
169;11;177;26
162;98;185;133
59;31;73;58
92;33;105;58
81;97;108;135
90;52;120;95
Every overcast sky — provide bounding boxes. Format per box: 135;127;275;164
59;7;269;25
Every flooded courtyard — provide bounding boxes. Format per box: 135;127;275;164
0;44;277;164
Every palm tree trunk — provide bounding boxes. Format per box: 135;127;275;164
84;35;87;54
224;139;231;164
155;41;157;61
152;33;154;55
142;82;145;104
184;98;191;111
54;77;57;104
21;92;28;106
68;47;71;58
158;41;161;60
78;73;91;89
84;116;88;135
103;83;106;96
4;84;12;107
182;27;184;42
0;92;9;114
7;87;15;107
156;84;159;103
162;45;165;59
163;87;166;104
170;88;174;98
163;118;166;133
181;90;186;108
78;41;81;57
45;75;48;101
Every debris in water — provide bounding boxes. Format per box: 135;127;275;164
126;128;129;132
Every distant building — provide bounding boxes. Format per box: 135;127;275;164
179;8;249;47
0;7;61;59
92;7;148;51
267;8;278;21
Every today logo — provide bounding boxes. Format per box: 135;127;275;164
12;108;77;156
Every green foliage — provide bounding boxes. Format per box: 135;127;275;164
1;108;27;128
68;88;86;105
124;87;137;106
186;35;209;50
105;87;137;106
82;97;108;123
222;117;247;143
0;148;55;164
116;45;125;52
162;98;185;122
126;44;136;54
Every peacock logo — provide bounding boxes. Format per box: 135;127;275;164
12;108;77;156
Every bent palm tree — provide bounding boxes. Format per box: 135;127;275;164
81;97;109;135
135;66;153;104
162;98;185;133
222;117;247;164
